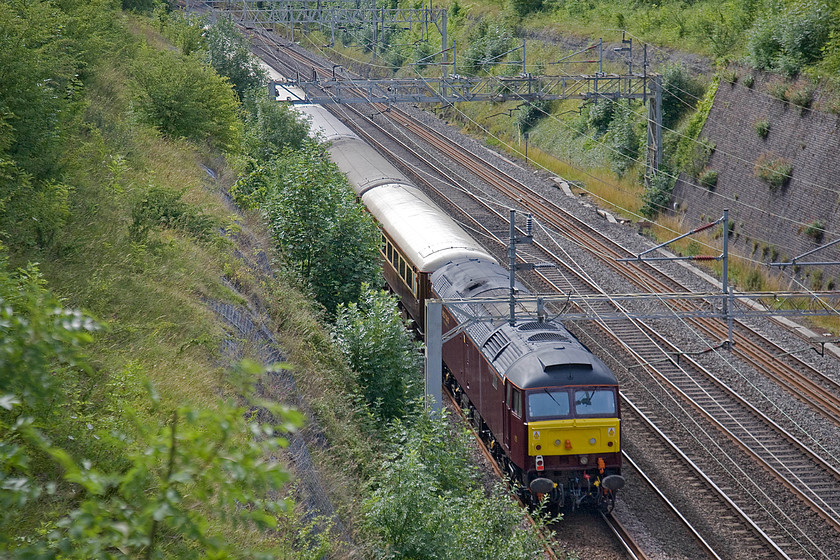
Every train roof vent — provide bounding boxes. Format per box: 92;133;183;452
527;333;569;344
484;331;511;361
465;280;487;293
544;362;593;373
518;322;559;331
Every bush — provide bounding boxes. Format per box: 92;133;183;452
754;152;792;189
641;170;675;218
260;141;382;315
332;287;423;422
131;47;243;152
698;168;718;189
754;118;770;138
660;64;706;129
241;89;310;163
606;100;641;176
462;22;514;75
362;412;547;560
129;185;218;242
205;18;267;99
804;220;825;241
746;1;834;76
517;100;550;134
789;82;815;112
588;99;615;136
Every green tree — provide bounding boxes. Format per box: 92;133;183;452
332;287;422;421
261;141;382;314
131;47;243;152
205;18;267;100
241;89;310;163
363;412;546;560
747;0;834;76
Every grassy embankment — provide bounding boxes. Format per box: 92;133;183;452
3;8;372;555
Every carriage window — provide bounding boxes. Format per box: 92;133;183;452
528;390;571;420
506;384;523;417
574;390;616;416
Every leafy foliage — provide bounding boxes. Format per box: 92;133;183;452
698;168;718;189
363;412;546;560
754;118;771;138
754;151;793;189
257;141;382;315
588;99;616;136
204;18;268;100
804;220;825;241
605;100;641;176
241;89;310;164
517;101;550;134
746;0;834;76
129;185;218;242
462;22;514;75
332;287;422;421
641;170;676;219
130;47;243;152
660;64;706;130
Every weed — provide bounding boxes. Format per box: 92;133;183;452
698;168;718;190
754;152;792;189
754;118;770;138
743;74;755;88
804;220;825;242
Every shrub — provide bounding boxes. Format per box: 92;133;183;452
746;1;834;76
131;47;243;152
789;82;815;112
517;100;550;134
754;118;770;138
767;79;790;101
754;152;792;189
810;269;824;290
698;168;718;189
462;22;514;75
129;185;217;242
641;170;675;218
743;74;755;88
661;64;706;129
332;287;423;422
261;141;382;315
606;100;641;176
804;220;825;241
204;18;267;99
744;269;764;291
588;99;615;136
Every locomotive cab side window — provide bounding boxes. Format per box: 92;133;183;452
574;389;616;416
506;384;523;418
527;389;571;420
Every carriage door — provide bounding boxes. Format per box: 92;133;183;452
503;383;512;450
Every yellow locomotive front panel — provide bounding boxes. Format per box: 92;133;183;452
527;417;620;456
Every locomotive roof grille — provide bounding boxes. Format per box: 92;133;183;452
545;362;593;373
518;322;559;331
527;332;570;343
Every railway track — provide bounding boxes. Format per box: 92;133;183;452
186;10;840;558
258;39;840;558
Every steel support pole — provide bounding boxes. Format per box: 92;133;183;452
425;300;443;412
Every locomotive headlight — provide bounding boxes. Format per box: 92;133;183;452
579;456;589;466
